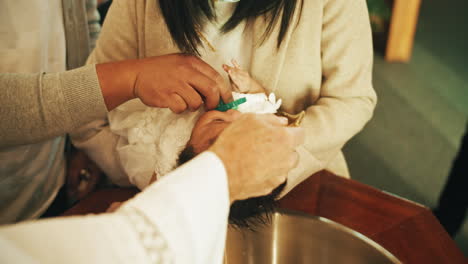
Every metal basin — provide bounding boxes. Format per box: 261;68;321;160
225;210;401;264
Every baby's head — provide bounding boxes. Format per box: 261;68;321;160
185;109;241;155
178;109;286;229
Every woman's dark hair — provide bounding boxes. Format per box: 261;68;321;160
158;0;303;55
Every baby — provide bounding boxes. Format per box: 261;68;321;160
109;60;281;187
108;60;301;227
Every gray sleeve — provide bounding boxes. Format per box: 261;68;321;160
0;64;108;148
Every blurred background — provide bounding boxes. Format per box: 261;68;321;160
96;0;468;255
344;0;468;254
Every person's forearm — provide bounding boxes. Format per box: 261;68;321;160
120;152;230;263
0;152;230;264
96;59;138;110
0;60;142;148
0;65;107;148
0;213;158;264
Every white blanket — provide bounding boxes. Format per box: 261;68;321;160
108;92;281;190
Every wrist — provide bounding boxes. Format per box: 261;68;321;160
96;60;138;111
209;147;238;204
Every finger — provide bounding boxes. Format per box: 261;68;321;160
168;94;188;114
231;82;241;93
177;84;204;111
230;74;250;93
229;71;239;83
227;68;243;80
190;57;233;104
225;69;241;92
219;82;234;105
284;127;306;147
185;68;220;109
231;59;241;69
222;64;234;73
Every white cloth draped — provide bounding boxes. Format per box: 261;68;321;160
0;152;230;264
109;92;281;190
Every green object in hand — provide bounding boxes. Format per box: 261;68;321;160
215;97;247;112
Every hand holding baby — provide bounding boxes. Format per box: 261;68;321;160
210;114;304;203
97;54;234;112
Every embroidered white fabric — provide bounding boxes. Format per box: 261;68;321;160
120;207;173;264
108;92;281;190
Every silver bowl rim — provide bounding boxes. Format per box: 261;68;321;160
257;209;403;264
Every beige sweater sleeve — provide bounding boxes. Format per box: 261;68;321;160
0;65;107;148
282;0;377;194
70;0;139;185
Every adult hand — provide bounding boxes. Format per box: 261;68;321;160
97;54;233;112
209;114;305;203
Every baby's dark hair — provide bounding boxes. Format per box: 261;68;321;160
178;145;285;229
178;145;198;166
229;182;285;229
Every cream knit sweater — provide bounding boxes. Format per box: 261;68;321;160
72;0;377;195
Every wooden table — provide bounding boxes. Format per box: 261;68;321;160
278;171;466;263
64;171;466;263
